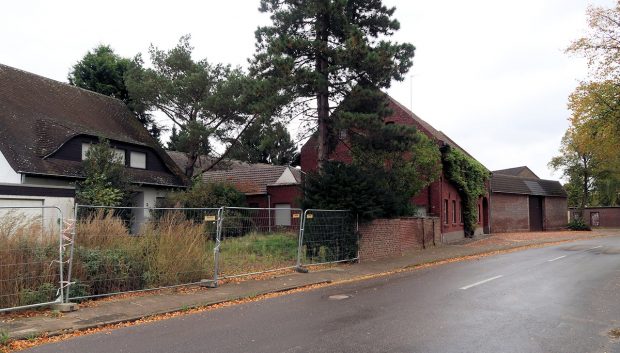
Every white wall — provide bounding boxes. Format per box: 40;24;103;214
0;150;21;184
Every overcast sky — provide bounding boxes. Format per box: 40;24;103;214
1;0;613;180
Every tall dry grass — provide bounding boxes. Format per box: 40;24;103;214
70;210;215;298
0;211;60;309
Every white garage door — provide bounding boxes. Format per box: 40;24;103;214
0;198;44;224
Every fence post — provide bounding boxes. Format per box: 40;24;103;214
64;203;78;303
57;207;64;304
212;206;224;288
295;209;308;272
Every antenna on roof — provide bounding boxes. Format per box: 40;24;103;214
409;74;413;112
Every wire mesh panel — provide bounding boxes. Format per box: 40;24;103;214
299;210;358;266
0;206;64;312
67;206;219;300
218;207;303;278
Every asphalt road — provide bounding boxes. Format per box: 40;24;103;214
26;236;620;353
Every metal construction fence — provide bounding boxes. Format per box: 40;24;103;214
0;205;356;311
0;206;66;312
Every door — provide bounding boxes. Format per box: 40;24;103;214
274;204;292;227
590;212;600;227
528;196;543;231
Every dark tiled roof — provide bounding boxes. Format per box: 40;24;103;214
491;174;567;197
202;164;301;194
493;166;539;179
0;64;186;187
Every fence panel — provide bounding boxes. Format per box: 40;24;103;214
0;206;64;312
67;206;220;300
298;209;358;266
217;207;303;278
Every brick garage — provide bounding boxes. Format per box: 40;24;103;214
491;167;568;233
570;207;620;228
358;217;441;261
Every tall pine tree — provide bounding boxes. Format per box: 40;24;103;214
251;0;415;170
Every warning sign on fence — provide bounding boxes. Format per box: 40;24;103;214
204;215;216;222
306;213;314;219
293;213;300;219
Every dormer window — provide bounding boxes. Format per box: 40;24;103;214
130;151;146;169
82;143;125;165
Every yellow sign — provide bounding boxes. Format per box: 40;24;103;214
292;213;300;219
204;215;216;222
306;214;314;219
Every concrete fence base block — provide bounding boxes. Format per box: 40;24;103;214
52;302;78;313
199;279;217;288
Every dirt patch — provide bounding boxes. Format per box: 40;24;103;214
608;328;620;339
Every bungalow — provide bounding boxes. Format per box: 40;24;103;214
490;166;568;232
301;95;491;242
0;64;187;221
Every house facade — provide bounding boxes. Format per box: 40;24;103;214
0;64;187;221
300;95;490;242
490;166;568;232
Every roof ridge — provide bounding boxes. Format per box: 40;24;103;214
0;63;126;106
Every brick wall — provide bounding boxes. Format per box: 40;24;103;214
358;217;441;261
571;207;620;228
544;197;568;230
491;193;529;233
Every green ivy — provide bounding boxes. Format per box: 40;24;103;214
441;146;489;236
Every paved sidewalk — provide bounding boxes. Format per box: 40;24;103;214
1;229;617;341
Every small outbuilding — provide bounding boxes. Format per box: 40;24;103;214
490;166;568;233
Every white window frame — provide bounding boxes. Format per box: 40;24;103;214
113;148;126;164
130;151;147;169
81;143;91;160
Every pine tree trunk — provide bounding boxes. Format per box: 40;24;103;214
185;150;198;178
315;0;330;172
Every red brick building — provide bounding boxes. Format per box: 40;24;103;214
490;166;568;232
300;96;490;242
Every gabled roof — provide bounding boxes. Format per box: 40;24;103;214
491;174;567;197
386;95;487;169
0;64;186;187
201;163;301;195
493;166;539;179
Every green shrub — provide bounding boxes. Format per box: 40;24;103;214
567;218;591;231
19;283;57;306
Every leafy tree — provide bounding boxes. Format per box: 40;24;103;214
127;35;287;177
251;0;415;170
76;139;132;206
552;2;620;208
549;130;596;210
68;45;161;140
227;117;297;165
165;181;246;209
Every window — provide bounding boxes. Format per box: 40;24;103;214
81;143;91;160
275;204;291;226
460;201;464;224
130;151;146;169
452;200;457;224
478;204;481;223
113;149;126;164
443;200;448;224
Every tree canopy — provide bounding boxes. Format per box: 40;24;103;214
68;45;161;140
251;0;415;170
226;117;297;165
551;3;620;208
